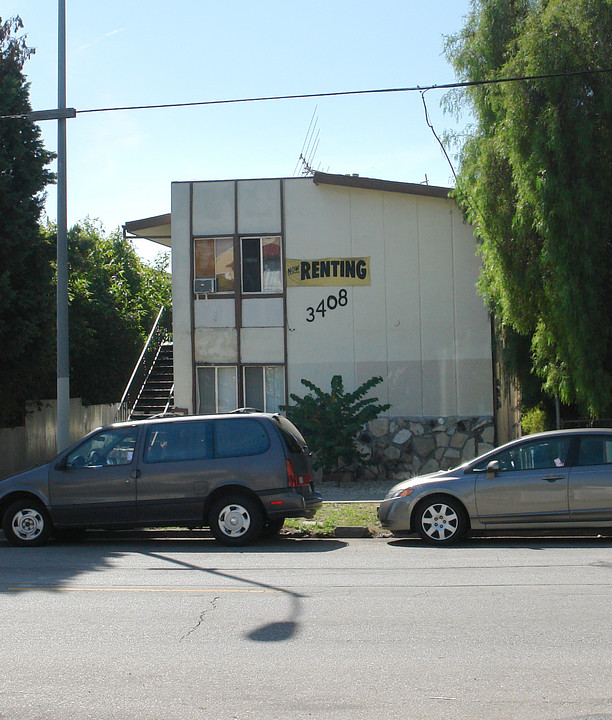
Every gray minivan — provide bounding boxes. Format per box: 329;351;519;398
0;412;321;547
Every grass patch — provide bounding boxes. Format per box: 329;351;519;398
282;502;390;537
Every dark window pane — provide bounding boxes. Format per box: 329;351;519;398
244;367;264;411
576;436;612;466
242;238;261;292
197;367;216;414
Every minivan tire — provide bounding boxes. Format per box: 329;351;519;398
260;518;285;539
208;494;264;546
3;499;52;547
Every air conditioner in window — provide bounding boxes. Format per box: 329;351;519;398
194;278;216;294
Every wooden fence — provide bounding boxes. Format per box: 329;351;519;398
0;398;118;479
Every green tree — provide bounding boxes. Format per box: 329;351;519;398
41;220;172;406
282;375;391;475
0;17;56;426
445;0;612;417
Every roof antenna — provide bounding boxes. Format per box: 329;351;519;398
293;107;321;176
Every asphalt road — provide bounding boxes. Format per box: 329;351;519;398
1;532;611;720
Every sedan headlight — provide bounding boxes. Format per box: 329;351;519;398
385;487;415;500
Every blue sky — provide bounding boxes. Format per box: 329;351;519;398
3;1;473;260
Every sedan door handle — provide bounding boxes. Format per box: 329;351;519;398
130;469;141;480
543;474;563;482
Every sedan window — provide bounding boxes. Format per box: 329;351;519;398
576;436;612;466
472;437;572;473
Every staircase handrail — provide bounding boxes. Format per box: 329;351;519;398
114;305;167;422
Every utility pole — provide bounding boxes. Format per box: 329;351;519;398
23;3;75;450
56;0;70;452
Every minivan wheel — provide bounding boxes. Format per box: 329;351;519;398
415;496;467;545
209;494;264;546
3;499;51;547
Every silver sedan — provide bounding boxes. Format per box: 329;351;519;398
378;428;612;544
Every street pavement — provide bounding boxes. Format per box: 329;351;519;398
1;533;611;720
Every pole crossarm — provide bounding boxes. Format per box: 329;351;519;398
27;108;77;121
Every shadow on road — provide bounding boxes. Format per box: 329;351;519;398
0;533;350;642
0;533;347;596
386;535;612;550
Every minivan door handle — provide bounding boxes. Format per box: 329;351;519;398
130;469;141;480
542;474;563;482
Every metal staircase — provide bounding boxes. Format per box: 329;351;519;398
114;307;175;422
129;342;174;420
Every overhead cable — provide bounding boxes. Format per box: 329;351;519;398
1;67;610;121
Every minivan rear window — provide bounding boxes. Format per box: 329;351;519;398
272;416;308;453
214;418;270;458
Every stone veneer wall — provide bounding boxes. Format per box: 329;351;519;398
353;416;496;480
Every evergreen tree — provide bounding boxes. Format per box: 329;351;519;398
445;0;612;417
41;220;172;406
0;17;55;426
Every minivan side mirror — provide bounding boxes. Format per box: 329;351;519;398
485;460;500;479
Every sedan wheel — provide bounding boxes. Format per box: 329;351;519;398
209;494;264;546
3;500;51;547
416;496;467;545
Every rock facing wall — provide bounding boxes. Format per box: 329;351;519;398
353;416;496;481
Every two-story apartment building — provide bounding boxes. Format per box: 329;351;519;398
126;172;503;477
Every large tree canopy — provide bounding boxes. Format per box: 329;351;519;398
445;0;612;417
0;17;56;426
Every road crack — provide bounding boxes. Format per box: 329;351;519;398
180;596;220;640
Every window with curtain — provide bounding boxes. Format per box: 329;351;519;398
197;366;237;414
244;366;284;413
241;236;282;293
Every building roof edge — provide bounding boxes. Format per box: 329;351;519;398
312;171;451;199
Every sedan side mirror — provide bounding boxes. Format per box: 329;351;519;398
485;460;500;479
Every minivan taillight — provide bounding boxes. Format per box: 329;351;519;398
286;459;312;487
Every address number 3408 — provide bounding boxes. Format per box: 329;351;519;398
306;289;348;323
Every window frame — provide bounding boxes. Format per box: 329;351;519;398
240;235;283;294
194;236;235;295
242;365;285;413
470;435;576;473
197;365;238;414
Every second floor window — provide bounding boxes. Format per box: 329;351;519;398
241;236;282;293
195;237;234;293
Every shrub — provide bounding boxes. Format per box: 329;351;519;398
282;375;390;475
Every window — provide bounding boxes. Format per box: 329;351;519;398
473;437;572;473
576;436;612;466
66;427;138;468
143;421;212;463
194;237;234;293
241;236;282;293
214;418;270;457
244;366;284;413
197;366;237;414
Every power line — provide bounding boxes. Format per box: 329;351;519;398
1;67;610;121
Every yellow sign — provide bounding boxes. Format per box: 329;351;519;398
286;257;370;287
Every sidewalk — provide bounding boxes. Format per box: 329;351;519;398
316;478;399;502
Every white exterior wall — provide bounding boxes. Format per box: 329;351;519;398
170;182;194;411
171;176;492;418
282;178;492;417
